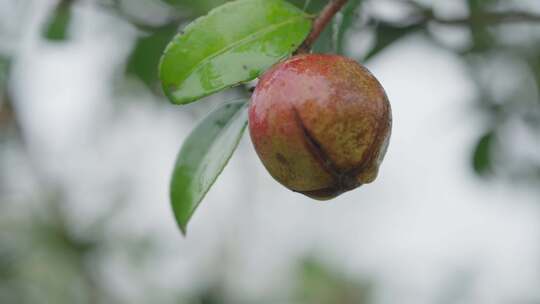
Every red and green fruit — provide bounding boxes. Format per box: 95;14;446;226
248;54;392;200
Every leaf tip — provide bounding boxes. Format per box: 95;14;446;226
172;199;191;236
173;207;190;236
179;224;188;236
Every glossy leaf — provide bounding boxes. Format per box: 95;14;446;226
43;0;72;41
170;100;248;234
159;0;312;105
472;130;495;176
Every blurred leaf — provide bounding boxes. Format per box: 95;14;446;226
126;23;178;89
298;259;372;304
0;248;17;280
365;22;422;60
336;0;362;55
0;58;14;130
170;100;248;234
164;0;232;16
467;0;499;11
288;0;334;53
43;0;73;41
472;130;495;176
159;0;312;105
195;288;225;304
528;51;540;93
33;199;99;258
466;0;497;52
0;57;9;94
312;23;336;53
468;24;494;53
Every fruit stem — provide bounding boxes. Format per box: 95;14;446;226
296;0;349;54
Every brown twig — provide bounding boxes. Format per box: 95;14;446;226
296;0;350;54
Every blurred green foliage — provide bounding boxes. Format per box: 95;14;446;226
0;197;101;303
0;57;9;89
0;191;375;303
0;192;156;304
0;57;14;135
365;21;424;60
126;23;178;90
297;259;372;304
336;0;362;54
1;0;540;303
42;0;73;41
472;130;495;176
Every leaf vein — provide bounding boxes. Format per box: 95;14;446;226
176;15;308;89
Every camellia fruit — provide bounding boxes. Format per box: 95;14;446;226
248;54;392;200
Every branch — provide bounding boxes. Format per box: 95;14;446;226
431;11;540;25
296;0;350;54
395;1;540;27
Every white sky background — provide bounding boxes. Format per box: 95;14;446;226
2;0;540;303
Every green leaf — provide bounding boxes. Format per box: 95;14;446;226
336;0;362;55
43;0;72;41
159;0;312;105
126;23;178;89
472;130;495;176
287;0;327;14
170;100;248;234
365;22;421;60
